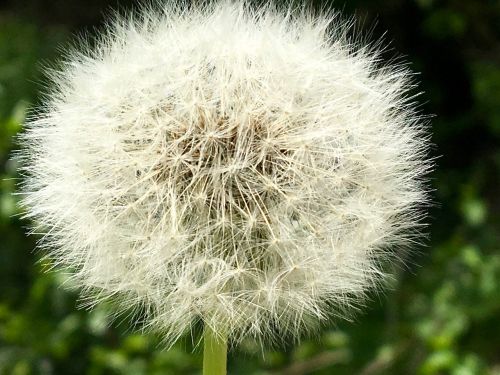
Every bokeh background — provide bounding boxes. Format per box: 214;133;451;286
0;0;499;374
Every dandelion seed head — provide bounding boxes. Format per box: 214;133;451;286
17;2;431;346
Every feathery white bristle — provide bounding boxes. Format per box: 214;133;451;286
16;1;431;346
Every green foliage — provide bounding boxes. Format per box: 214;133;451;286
0;1;499;374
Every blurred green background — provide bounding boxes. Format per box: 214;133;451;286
0;0;499;374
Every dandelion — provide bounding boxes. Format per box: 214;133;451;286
16;2;431;373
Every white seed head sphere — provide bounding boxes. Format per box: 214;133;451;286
18;2;431;346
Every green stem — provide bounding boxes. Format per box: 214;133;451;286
203;325;227;375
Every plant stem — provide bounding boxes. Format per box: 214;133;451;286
203;325;227;375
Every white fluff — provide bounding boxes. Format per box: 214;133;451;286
17;2;431;346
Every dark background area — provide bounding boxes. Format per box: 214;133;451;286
0;0;499;374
